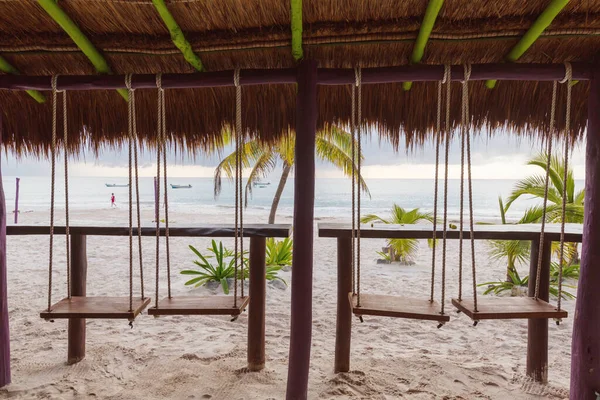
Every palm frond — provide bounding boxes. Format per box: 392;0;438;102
244;151;278;206
213;140;267;198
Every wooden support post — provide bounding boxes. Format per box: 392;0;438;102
13;177;19;225
570;77;600;399
334;237;352;373
67;234;87;365
526;238;551;382
286;59;317;400
247;236;266;371
0;152;10;387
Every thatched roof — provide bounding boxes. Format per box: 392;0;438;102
0;0;598;153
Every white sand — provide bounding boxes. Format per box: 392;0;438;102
0;207;574;399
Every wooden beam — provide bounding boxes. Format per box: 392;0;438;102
151;0;205;72
6;224;292;238
527;238;552;382
247;237;266;371
36;0;128;101
402;0;444;91
0;63;592;92
0;55;45;103
334;237;352;373
290;0;303;61
67;234;87;365
486;0;569;89
570;76;600;399
286;59;317;400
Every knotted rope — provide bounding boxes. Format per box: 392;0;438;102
47;75;59;312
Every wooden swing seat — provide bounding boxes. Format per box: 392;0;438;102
349;293;450;322
451;297;568;320
147;296;249;316
40;296;151;320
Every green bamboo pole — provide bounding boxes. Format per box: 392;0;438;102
486;0;569;89
152;0;205;71
37;0;128;101
290;0;303;61
403;0;444;91
0;56;46;103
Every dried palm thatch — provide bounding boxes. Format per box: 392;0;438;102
0;0;598;154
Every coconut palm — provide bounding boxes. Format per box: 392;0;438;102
361;204;433;264
505;152;584;263
487;197;534;282
214;125;370;224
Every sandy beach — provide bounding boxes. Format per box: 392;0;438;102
0;207;574;399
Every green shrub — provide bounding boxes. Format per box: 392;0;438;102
266;237;293;267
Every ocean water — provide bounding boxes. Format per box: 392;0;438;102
2;176;580;223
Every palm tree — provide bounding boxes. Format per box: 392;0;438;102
504;152;584;263
361;204;433;264
487;197;535;282
214;126;370;224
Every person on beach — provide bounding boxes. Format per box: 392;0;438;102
111;193;116;208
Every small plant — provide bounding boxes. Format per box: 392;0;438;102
550;261;580;281
479;269;529;296
181;240;243;294
266;237;293;267
181;240;286;293
479;268;576;299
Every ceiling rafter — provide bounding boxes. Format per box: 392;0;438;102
152;0;205;72
403;0;444;91
37;0;128;101
0;55;45;103
486;0;570;89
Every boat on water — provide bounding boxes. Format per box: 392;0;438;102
105;183;129;187
170;184;192;189
253;180;271;188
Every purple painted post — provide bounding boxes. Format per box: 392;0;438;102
286;59;317;400
13;178;19;224
0;142;10;387
570;77;600;398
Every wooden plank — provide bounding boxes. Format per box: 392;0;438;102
451;297;568;320
7;224;292;238
68;234;87;365
40;296;151;320
318;223;583;242
350;294;450;322
248;237;266;371
147;296;249;316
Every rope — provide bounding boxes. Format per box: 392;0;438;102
535;81;557;300
430;67;448;303
557;62;573;310
159;79;171;299
355;67;362;307
125;74;135;312
233;69;241;306
62;90;71;299
131;78;144;301
457;69;466;302
462;64;478;312
47;75;59;312
351;82;356;296
154;74;162;309
440;65;451;314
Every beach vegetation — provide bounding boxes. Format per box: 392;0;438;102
266;237;293;267
478;268;576;300
181;240;286;293
213;125;370;223
505;152;584;264
361;204;434;264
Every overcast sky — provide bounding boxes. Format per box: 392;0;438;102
0;129;586;180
